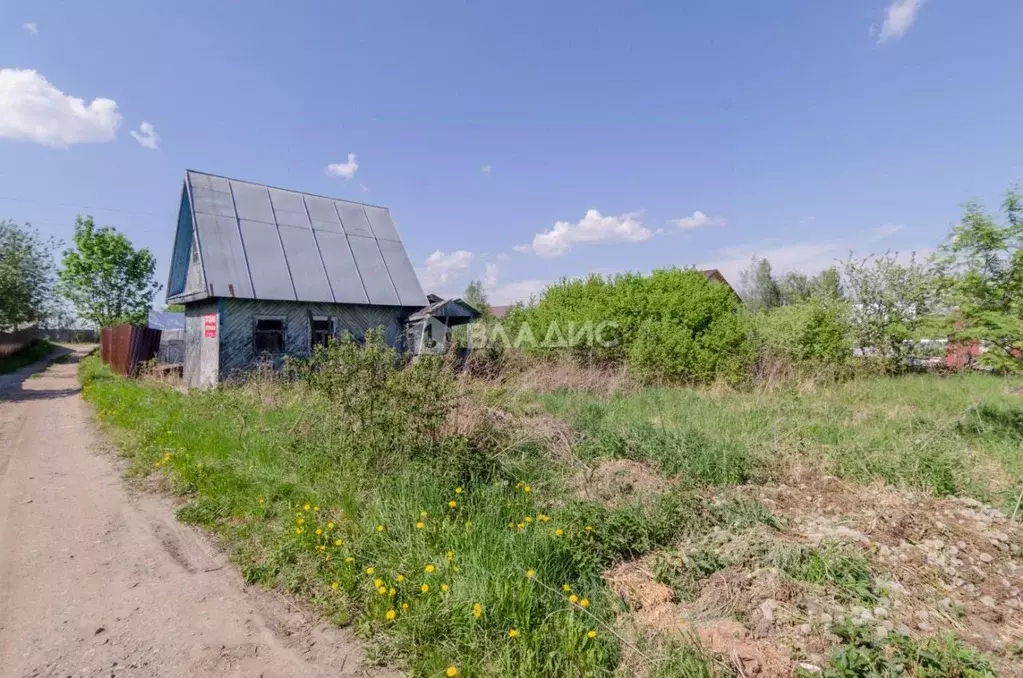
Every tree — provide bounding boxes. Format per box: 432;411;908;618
463;279;491;319
813;266;843;301
0;219;58;332
933;189;1023;371
57;216;161;327
739;257;781;310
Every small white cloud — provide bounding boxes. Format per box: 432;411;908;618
490;278;551;305
419;249;474;292
129;121;159;150
325;153;359;179
483;263;499;288
23;23;37;35
878;0;926;43
511;244;531;254
870;223;905;240
528;209;651;258
496;252;510;261
673;210;726;230
481;164;493;175
0;69;121;147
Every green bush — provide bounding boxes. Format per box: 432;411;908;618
754;300;852;375
503;269;754;384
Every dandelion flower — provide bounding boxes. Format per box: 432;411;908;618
395;574;405;583
584;526;593;532
587;630;597;639
580;598;590;608
388;587;396;596
335;539;343;546
446;667;458;677
295;527;302;534
525;516;533;523
374;578;384;588
376;525;385;533
448;500;457;508
420;583;429;593
516;523;525;530
344;557;354;564
526;569;536;579
401;602;409;610
568;594;578;604
441;583;449;592
523;485;532;493
318;545;326;551
297;517;305;525
420;511;428;519
555;528;564;537
327;521;335;529
424;564;435;573
315;528;323;536
455;487;463;494
331;581;339;590
473;602;482;618
257;496;264;504
447;550;454;561
313;506;319;512
386;609;396;621
416;521;425;529
366;567;375;575
508;628;520;638
563;584;571;592
452;565;460;573
378;586;387;595
304;504;311;511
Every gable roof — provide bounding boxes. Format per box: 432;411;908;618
167;170;427;307
406;297;481;324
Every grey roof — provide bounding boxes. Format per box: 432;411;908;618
406;297;481;323
168;170;427;307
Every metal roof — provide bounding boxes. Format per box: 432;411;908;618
168;170;427;307
406;297;481;323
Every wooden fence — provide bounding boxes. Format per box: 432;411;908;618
0;325;38;357
99;325;162;376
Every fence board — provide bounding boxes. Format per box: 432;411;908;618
99;324;162;376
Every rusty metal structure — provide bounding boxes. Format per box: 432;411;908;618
99;325;162;376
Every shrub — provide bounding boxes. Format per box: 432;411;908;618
754;299;852;377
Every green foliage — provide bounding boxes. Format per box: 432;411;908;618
505;269;753;384
818;621;995;677
0;219;58;332
463;278;491;319
842;251;935;370
754;299;852;374
57;216;160;327
934;189;1023;372
739;257;782;310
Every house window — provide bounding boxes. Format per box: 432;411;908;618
254;318;285;354
311;316;333;349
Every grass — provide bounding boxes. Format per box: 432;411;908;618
79;346;1021;676
521;373;1023;512
0;339;57;374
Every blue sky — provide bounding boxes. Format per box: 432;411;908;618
2;0;1022;305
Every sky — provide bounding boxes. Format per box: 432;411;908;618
2;0;1022;306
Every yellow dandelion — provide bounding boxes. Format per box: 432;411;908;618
327;521;335;529
416;521;425;529
587;630;597;639
455;487;463;494
374;578;384;587
334;539;343;546
452;565;460;572
303;504;311;511
526;569;536;579
448;500;457;508
447;550;455;561
516;523;525;530
425;564;435;573
420;583;429;593
365;567;375;575
441;583;449;592
297;517;305;525
446;667;458;677
580;598;590;608
563;584;571;592
525;516;533;523
508;628;520;638
395;574;405;582
313;506;319;512
377;586;387;595
555;528;564;537
401;602;409;610
257;496;264;504
318;545;326;551
315;528;323;536
420;510;428;519
344;557;354;564
568;594;578;604
295;527;302;534
386;609;396;621
523;485;532;493
331;581;339;590
473;602;482;618
585;526;593;532
388;587;396;597
376;525;385;533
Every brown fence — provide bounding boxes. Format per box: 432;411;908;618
0;325;38;357
99;325;162;376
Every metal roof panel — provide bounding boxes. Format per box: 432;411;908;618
316;231;369;304
193;213;253;298
378;238;427;306
335;201;374;237
363;205;402;241
348;235;400;305
231;181;276;224
278;225;334;302
238;219;296;300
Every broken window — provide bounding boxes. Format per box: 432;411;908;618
311;316;333;349
253;318;285;354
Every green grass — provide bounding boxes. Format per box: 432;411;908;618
78;354;719;677
523;373;1023;512
0;339;57;374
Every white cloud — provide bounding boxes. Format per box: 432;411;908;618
496;252;510;261
490;278;551;305
481;164;493;175
23;23;37;35
878;0;926;43
528;209;651;257
483;263;499;288
512;244;531;254
673;210;726;230
418;250;474;292
0;69;121;147
325;153;359;179
129;121;159;150
869;223;905;240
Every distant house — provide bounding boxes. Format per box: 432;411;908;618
165;170;434;388
488;268;737;318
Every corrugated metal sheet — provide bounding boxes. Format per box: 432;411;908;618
168;170;426;308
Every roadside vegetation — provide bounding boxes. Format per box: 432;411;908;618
0;339;57;374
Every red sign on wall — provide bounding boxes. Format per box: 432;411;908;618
203;314;217;338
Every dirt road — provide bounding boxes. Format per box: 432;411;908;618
0;350;381;677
